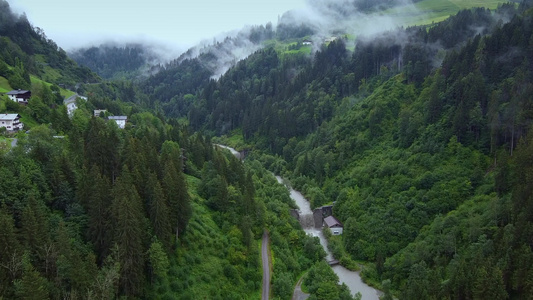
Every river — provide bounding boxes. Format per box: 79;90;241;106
275;176;381;300
216;145;380;299
215;144;242;160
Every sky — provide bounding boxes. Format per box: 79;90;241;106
8;0;307;51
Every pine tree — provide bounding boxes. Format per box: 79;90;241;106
162;160;191;240
19;194;51;273
14;253;50;300
0;204;22;296
148;172;172;250
81;165;113;262
110;167;147;297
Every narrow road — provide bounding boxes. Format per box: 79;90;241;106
262;230;271;300
10;138;17;148
292;276;310;300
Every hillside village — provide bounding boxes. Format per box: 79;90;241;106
1;89;128;132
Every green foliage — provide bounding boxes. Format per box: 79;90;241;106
304;261;354;300
148;240;170;279
2;1;533;299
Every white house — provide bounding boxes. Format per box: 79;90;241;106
324;215;343;235
0;114;24;132
6;90;31;103
94;109;107;117
64;94;84;117
108;116;127;129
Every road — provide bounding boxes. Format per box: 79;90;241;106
292;277;310;300
262;230;271;300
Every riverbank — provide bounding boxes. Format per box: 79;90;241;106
276;176;382;299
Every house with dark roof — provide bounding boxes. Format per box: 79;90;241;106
6;90;31;103
324;215;343;235
0;114;23;132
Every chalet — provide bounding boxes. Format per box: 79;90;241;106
6;90;31;103
303;40;313;45
324;215;343;235
0;114;24;132
64;94;82;117
94;109;107;117
107;116;127;129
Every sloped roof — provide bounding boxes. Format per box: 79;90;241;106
108;116;127;120
6;90;30;95
324;216;343;228
0;114;20;121
63;94;79;104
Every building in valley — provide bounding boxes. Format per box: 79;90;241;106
324;215;343;235
0;114;24;132
6;90;31;103
107;116;128;129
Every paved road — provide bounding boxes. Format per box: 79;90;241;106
11;138;17;148
292;276;310;300
262;230;271;300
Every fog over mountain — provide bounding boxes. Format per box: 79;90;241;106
72;0;425;80
169;0;422;79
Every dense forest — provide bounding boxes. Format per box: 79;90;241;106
2;0;533;299
69;44;161;80
0;1;98;90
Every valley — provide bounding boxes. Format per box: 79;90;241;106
1;0;533;299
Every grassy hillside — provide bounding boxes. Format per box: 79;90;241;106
387;0;507;26
0;76;12;93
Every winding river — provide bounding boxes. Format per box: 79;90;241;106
275;176;381;300
216;145;380;299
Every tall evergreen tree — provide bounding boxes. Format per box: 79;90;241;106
14;254;49;300
147;172;172;250
110;167;147;297
0;205;22;297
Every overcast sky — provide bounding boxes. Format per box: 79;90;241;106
9;0;307;51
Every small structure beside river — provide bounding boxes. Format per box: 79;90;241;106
324;216;343;235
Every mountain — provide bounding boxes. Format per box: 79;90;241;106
68;43;164;80
2;0;533;299
0;1;319;299
176;1;533;298
0;1;99;91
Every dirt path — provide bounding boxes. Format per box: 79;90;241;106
262;230;271;300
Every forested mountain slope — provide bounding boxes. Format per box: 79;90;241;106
2;0;533;299
0;0;99;90
0;3;323;300
208;2;533;298
69;43;163;80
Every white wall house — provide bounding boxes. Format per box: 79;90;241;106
6;90;31;103
108;116;128;129
63;94;88;117
0;114;24;132
94;109;107;117
64;94;79;117
66;102;77;116
324;215;343;235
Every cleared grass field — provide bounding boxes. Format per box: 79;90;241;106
30;75;76;99
270;0;508;55
0;76;12;93
386;0;507;26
